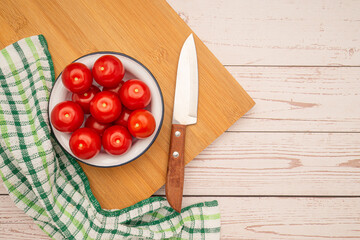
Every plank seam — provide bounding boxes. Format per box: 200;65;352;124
224;65;360;67
225;130;360;133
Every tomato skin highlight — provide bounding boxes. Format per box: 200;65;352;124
85;116;112;136
128;109;156;139
90;91;122;123
119;79;151;110
102;125;132;155
93;55;125;88
72;85;100;114
51;101;84;132
62;62;92;93
70;127;101;159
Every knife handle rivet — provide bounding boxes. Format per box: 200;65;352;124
173;151;179;158
175;131;181;137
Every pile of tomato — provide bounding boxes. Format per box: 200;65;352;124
51;55;156;160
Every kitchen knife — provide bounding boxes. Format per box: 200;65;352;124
165;33;198;213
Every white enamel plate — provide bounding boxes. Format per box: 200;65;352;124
49;52;164;167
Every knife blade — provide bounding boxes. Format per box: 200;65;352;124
165;33;198;213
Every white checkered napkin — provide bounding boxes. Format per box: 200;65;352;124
0;35;220;240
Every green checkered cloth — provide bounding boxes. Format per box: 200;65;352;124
0;35;220;240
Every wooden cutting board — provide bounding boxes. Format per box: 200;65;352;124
0;0;255;209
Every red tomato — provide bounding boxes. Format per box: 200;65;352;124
69;128;101;159
90;91;122;123
62;62;92;93
84;116;112;136
128;109;156;139
102;80;124;94
102;125;132;155
51;101;84;132
92;55;125;88
113;107;132;127
72;85;100;114
119;79;151;110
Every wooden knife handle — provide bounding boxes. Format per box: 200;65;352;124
165;124;186;213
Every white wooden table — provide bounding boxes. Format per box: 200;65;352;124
1;0;360;239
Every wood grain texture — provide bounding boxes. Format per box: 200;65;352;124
156;132;360;195
1;131;360;196
228;66;360;132
2;195;360;240
167;0;360;66
184;197;360;240
165;124;186;212
0;183;6;195
0;0;254;209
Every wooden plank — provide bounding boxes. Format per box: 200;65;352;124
0;225;49;240
0;183;6;195
184;197;360;239
2;132;358;196
167;0;360;66
227;66;360;132
1;195;360;239
0;196;49;239
0;0;254;210
155;132;360;195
